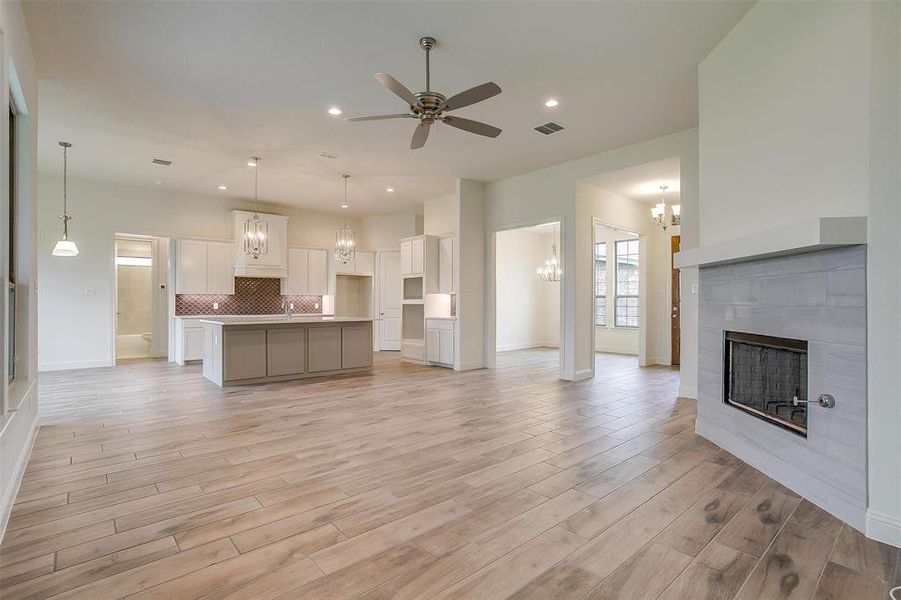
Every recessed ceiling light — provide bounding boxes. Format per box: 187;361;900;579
341;204;348;209
544;98;559;108
328;107;343;116
217;185;228;190
386;188;395;193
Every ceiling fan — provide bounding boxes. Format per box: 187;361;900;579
346;37;502;149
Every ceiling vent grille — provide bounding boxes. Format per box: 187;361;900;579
534;122;565;135
151;158;172;166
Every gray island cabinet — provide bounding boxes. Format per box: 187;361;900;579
200;316;372;386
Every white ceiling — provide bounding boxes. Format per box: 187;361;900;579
23;1;751;216
584;157;681;204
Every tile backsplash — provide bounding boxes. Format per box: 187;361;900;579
175;277;322;316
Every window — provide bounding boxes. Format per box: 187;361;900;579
7;104;15;385
614;239;639;328
594;242;606;326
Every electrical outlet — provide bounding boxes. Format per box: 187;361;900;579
289;302;294;310
315;302;320;310
213;302;219;310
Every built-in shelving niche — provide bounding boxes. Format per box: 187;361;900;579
335;274;373;318
403;277;424;301
402;304;424;340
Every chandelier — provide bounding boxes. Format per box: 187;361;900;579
650;185;680;230
52;141;79;257
335;174;356;264
243;156;269;259
537;222;562;282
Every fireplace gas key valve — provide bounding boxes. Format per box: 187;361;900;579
791;394;835;409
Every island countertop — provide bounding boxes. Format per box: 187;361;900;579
199;315;372;326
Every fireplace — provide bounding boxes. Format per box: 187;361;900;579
723;331;808;437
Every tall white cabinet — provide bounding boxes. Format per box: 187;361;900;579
399;235;438;363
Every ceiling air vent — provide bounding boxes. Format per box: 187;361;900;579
534;122;565;135
151;158;172;166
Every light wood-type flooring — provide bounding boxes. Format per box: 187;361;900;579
1;349;897;599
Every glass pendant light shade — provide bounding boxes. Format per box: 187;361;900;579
52;238;79;257
243;156;269;259
335;174;356;264
537;223;562;282
53;141;79;257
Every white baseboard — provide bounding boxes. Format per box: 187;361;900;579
496;341;554;352
0;415;40;544
866;509;901;548
39;358;111;372
455;360;485;371
678;385;698;400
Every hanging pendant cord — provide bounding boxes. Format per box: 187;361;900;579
253;156;260;213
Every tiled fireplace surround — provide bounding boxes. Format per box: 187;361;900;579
696;246;868;529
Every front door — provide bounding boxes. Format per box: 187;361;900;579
378;251;402;351
671;235;681;365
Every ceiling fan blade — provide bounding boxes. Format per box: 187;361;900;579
410;122;431;150
374;73;419;107
441;116;501;138
439;82;501;112
345;114;412;122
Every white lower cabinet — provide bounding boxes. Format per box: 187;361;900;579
425;318;454;368
174;318;205;364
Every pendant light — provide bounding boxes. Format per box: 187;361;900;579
52;141;79;257
335;174;356;264
243;156;269;259
537;222;562;282
650;185;680;230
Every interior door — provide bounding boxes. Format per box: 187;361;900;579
671;235;681;366
379;251;402;351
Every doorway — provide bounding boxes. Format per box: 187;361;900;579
378;250;402;351
593;223;641;364
114;234;168;362
494;222;562;370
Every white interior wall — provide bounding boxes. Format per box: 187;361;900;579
485;129;698;384
495;227;559;351
36;173;418;371
0;0;40;541
424;194;459;237
698;0;900;545
359;214;421;250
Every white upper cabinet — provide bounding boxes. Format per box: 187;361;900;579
176;239;234;295
335;250;374;276
307;249;328;295
355;251;375;275
439;237;455;294
176;240;208;294
282;248;329;295
411;238;424;275
400;241;413;276
206;242;235;294
232;210;288;278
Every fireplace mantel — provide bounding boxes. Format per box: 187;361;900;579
674;216;867;269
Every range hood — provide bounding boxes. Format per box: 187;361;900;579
232;210;289;278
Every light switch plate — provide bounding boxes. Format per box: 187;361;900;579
85;288;96;296
690;283;698;294
213;302;219;310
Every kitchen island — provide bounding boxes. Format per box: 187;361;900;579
199;316;372;386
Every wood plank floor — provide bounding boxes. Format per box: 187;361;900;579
1;349;897;599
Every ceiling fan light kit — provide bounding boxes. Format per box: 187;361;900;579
346;36;503;149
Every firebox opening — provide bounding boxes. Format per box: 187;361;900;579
723;331;808;437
